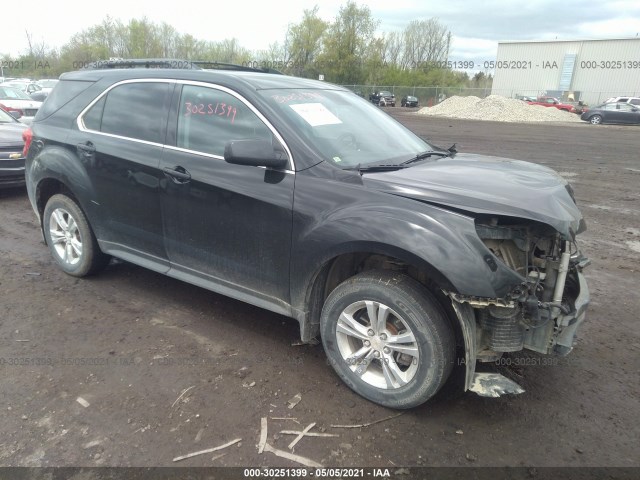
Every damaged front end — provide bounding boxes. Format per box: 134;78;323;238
447;217;591;397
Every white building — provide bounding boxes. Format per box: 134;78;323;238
491;38;640;105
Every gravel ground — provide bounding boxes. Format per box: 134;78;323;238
417;95;583;122
0;115;638;473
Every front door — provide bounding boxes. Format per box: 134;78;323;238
159;83;295;314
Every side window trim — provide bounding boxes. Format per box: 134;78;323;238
167;80;295;171
76;78;295;171
76;78;177;148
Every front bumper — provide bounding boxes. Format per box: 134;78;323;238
449;257;591;394
0;161;26;188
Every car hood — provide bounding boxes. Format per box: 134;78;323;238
0;122;28;145
363;153;584;238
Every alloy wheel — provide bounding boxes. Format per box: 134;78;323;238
49;208;83;265
335;300;420;389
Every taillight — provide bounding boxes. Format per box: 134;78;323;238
0;103;24;117
22;128;33;157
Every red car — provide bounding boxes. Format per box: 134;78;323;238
526;97;576;113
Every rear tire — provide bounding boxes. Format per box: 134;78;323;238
43;194;109;277
320;270;455;409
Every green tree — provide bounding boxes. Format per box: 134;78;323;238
287;6;328;77
318;1;379;84
126;18;162;57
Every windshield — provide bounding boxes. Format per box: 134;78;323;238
0;87;32;100
260;89;432;168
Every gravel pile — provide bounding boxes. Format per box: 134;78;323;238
417;95;583;123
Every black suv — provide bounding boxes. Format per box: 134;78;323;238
24;60;590;409
369;90;396;107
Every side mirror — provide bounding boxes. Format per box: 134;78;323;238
224;139;288;169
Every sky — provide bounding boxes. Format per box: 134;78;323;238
2;0;640;65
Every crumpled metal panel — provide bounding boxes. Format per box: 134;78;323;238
469;372;525;398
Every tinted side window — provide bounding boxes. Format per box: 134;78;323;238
99;82;171;143
83;96;105;131
176;85;272;157
630;99;640;105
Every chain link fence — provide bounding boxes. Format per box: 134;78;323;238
341;85;640;107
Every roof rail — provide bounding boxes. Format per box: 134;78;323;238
81;59;202;70
192;61;282;74
81;58;282;74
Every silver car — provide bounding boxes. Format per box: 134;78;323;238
0;86;43;124
1;80;42;95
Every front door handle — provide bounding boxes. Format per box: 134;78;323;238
76;141;95;158
163;166;191;183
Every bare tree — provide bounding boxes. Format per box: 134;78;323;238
382;31;403;67
402;19;451;69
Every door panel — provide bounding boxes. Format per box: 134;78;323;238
72;81;173;266
159;84;295;312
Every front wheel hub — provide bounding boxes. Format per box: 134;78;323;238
335;300;420;389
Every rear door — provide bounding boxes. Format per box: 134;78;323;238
70;79;174;270
159;82;295;314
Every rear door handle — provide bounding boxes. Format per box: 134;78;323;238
163;166;191;183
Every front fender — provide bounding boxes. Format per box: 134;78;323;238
290;191;524;314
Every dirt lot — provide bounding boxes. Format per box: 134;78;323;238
0;114;638;471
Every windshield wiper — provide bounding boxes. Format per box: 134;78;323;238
400;150;451;166
344;162;410;174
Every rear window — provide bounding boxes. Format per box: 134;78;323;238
35;80;94;120
0;87;31;100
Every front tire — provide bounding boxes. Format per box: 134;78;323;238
589;114;603;125
43;194;109;277
320;270;455;409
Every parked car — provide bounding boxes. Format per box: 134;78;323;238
1;80;42;95
525;96;576;113
603;96;640;107
24;60;590;409
369;90;396;107
401;96;419;107
30;90;50;102
0;106;29;187
580;103;640;125
36;79;59;94
0;86;42;124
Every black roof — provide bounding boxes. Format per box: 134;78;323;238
60;68;345;91
61;60;346;92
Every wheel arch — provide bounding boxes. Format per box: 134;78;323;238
28;145;96;238
296;242;464;349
